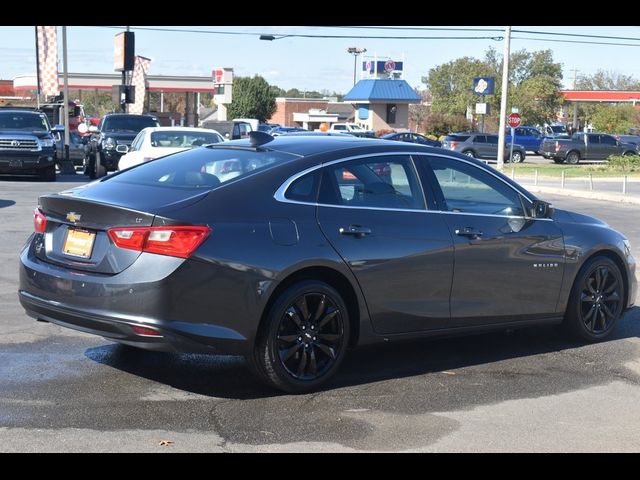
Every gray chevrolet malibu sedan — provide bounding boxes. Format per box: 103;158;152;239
19;132;637;392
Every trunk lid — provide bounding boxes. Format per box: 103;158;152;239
36;181;209;274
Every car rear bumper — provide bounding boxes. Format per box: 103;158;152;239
18;245;251;355
19;290;247;353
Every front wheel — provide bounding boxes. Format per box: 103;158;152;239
250;280;350;393
564;256;625;342
552;157;565;164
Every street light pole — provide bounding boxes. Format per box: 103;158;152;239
497;26;511;172
347;47;366;86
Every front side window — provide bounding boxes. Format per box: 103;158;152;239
426;157;525;217
473;135;487;144
587;134;601;144
318;155;425;210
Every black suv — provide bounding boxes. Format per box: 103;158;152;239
86;113;160;178
0;109;60;181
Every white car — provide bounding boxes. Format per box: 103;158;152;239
117;126;224;170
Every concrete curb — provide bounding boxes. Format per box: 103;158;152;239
521;185;640;205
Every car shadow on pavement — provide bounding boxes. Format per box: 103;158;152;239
85;307;640;402
0;199;16;208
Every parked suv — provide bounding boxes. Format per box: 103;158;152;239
0;109;61;181
442;133;527;163
85;113;160;178
504;126;544;154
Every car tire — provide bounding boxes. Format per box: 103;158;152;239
510;151;524;163
250;280;350;393
564;256;625;342
566;151;580;165
95;151;107;178
462;150;476;158
41;165;56;182
623;151;637;156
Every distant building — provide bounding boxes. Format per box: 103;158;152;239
343;79;420;132
269;98;355;130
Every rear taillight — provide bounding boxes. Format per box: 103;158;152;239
107;225;211;258
555;141;560;152
33;208;47;233
449;141;458;150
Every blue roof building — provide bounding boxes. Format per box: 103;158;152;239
343;79;421;132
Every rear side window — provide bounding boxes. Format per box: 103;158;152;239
318;155;425;210
600;135;616;145
110;147;298;189
444;135;470;142
285;171;319;203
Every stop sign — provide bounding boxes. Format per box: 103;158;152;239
508;113;521;128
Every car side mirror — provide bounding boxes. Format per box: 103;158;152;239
224;132;230;139
532;200;554;219
51;124;65;133
115;145;129;154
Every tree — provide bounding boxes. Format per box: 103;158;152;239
590;104;638;133
424;57;494;116
576;70;640;90
227;75;277;122
424;48;564;129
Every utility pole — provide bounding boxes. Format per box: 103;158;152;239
497;26;511;172
60;26;74;174
570;68;579;131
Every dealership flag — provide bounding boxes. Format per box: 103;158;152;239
36;26;59;96
129;56;151;114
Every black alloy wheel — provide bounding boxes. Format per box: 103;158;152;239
566;256;624;341
251;281;349;392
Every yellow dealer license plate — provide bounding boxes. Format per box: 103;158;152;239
63;228;96;258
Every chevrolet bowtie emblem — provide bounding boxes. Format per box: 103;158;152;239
66;212;81;223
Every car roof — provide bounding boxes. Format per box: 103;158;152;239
140;126;222;135
220;135;436;157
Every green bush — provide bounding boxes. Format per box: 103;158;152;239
606;154;640;172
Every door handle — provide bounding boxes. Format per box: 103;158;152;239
339;225;372;237
455;227;483;239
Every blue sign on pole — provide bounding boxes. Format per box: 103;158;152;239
473;77;495;96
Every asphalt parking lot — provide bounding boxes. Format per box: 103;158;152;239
1;174;639;452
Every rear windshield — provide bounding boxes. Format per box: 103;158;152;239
102;116;160;133
150;130;223;148
109;147;299;189
444;135;470;141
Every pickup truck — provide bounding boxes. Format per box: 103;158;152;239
328;123;375;138
540;132;638;164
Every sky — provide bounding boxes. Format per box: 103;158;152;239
3;26;640;94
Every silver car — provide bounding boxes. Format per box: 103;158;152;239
442;133;527;163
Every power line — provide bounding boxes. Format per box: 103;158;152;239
306;26;640;43
86;26;504;41
511;36;640;48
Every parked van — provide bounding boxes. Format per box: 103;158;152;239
233;118;259;131
201;120;252;140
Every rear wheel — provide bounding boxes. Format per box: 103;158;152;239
462;150;475;158
250;280;349;393
510;151;524;163
564;256;625;342
566;151;580;164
